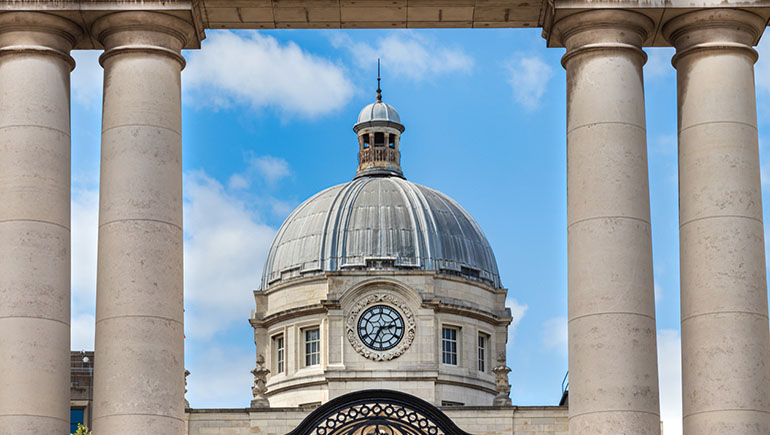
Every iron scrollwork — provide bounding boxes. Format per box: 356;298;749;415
288;389;470;435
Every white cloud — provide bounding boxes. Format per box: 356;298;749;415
333;32;473;81
505;298;528;334
228;173;250;190
71;313;95;351
225;154;296;218
644;47;675;80
506;54;553;111
543;316;568;353
71;51;103;109
184;31;354;117
71;187;99;349
226;154;295;216
186;343;254;408
654;281;663;303
658;329;683;435
247;154;291;185
71;188;99;304
183;170;277;340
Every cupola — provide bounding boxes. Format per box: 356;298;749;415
353;76;405;178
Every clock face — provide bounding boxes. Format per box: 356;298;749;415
357;305;405;351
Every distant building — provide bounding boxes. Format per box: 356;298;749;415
187;91;568;433
69;351;94;432
252;89;508;407
70;92;569;435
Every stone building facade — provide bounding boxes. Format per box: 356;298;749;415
184;406;569;435
241;93;535;429
69;351;94;432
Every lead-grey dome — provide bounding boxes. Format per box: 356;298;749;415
357;101;401;124
261;176;501;290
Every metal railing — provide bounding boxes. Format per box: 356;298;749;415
562;371;569;393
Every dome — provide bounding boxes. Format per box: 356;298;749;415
357;101;401;124
261;176;501;290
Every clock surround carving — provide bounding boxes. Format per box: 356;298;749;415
346;293;416;361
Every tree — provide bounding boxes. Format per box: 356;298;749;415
71;423;92;435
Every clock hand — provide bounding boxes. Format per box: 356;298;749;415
373;325;384;341
377;323;397;341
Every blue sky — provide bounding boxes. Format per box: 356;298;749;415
68;28;770;435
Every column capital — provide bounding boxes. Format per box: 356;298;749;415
663;9;766;66
92;11;196;69
552;9;654;68
0;12;81;70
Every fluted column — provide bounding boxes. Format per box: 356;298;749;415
553;10;661;435
92;12;194;434
0;12;80;434
663;10;770;435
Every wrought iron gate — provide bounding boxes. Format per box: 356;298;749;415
287;389;471;435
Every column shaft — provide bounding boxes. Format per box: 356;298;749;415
553;10;661;435
664;10;770;435
0;12;79;434
92;12;194;434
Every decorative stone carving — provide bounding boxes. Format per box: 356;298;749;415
346;293;416;361
250;354;270;408
492;352;512;406
184;369;190;408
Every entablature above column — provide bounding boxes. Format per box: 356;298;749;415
545;1;770;47
0;1;204;49
2;1;767;48
2;0;552;33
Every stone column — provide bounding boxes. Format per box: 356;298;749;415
553;10;661;434
0;12;80;434
91;12;194;434
663;10;770;435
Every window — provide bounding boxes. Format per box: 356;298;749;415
441;400;464;407
273;334;284;374
304;328;320;367
374;132;385;147
70;408;84;433
389;135;395;148
442;327;458;366
363;134;370;148
478;333;487;372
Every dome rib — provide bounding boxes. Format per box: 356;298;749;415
260;177;501;290
392;178;423;267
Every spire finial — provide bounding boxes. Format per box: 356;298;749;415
376;58;382;102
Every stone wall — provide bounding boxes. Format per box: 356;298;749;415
256;273;509;407
184;406;568;435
